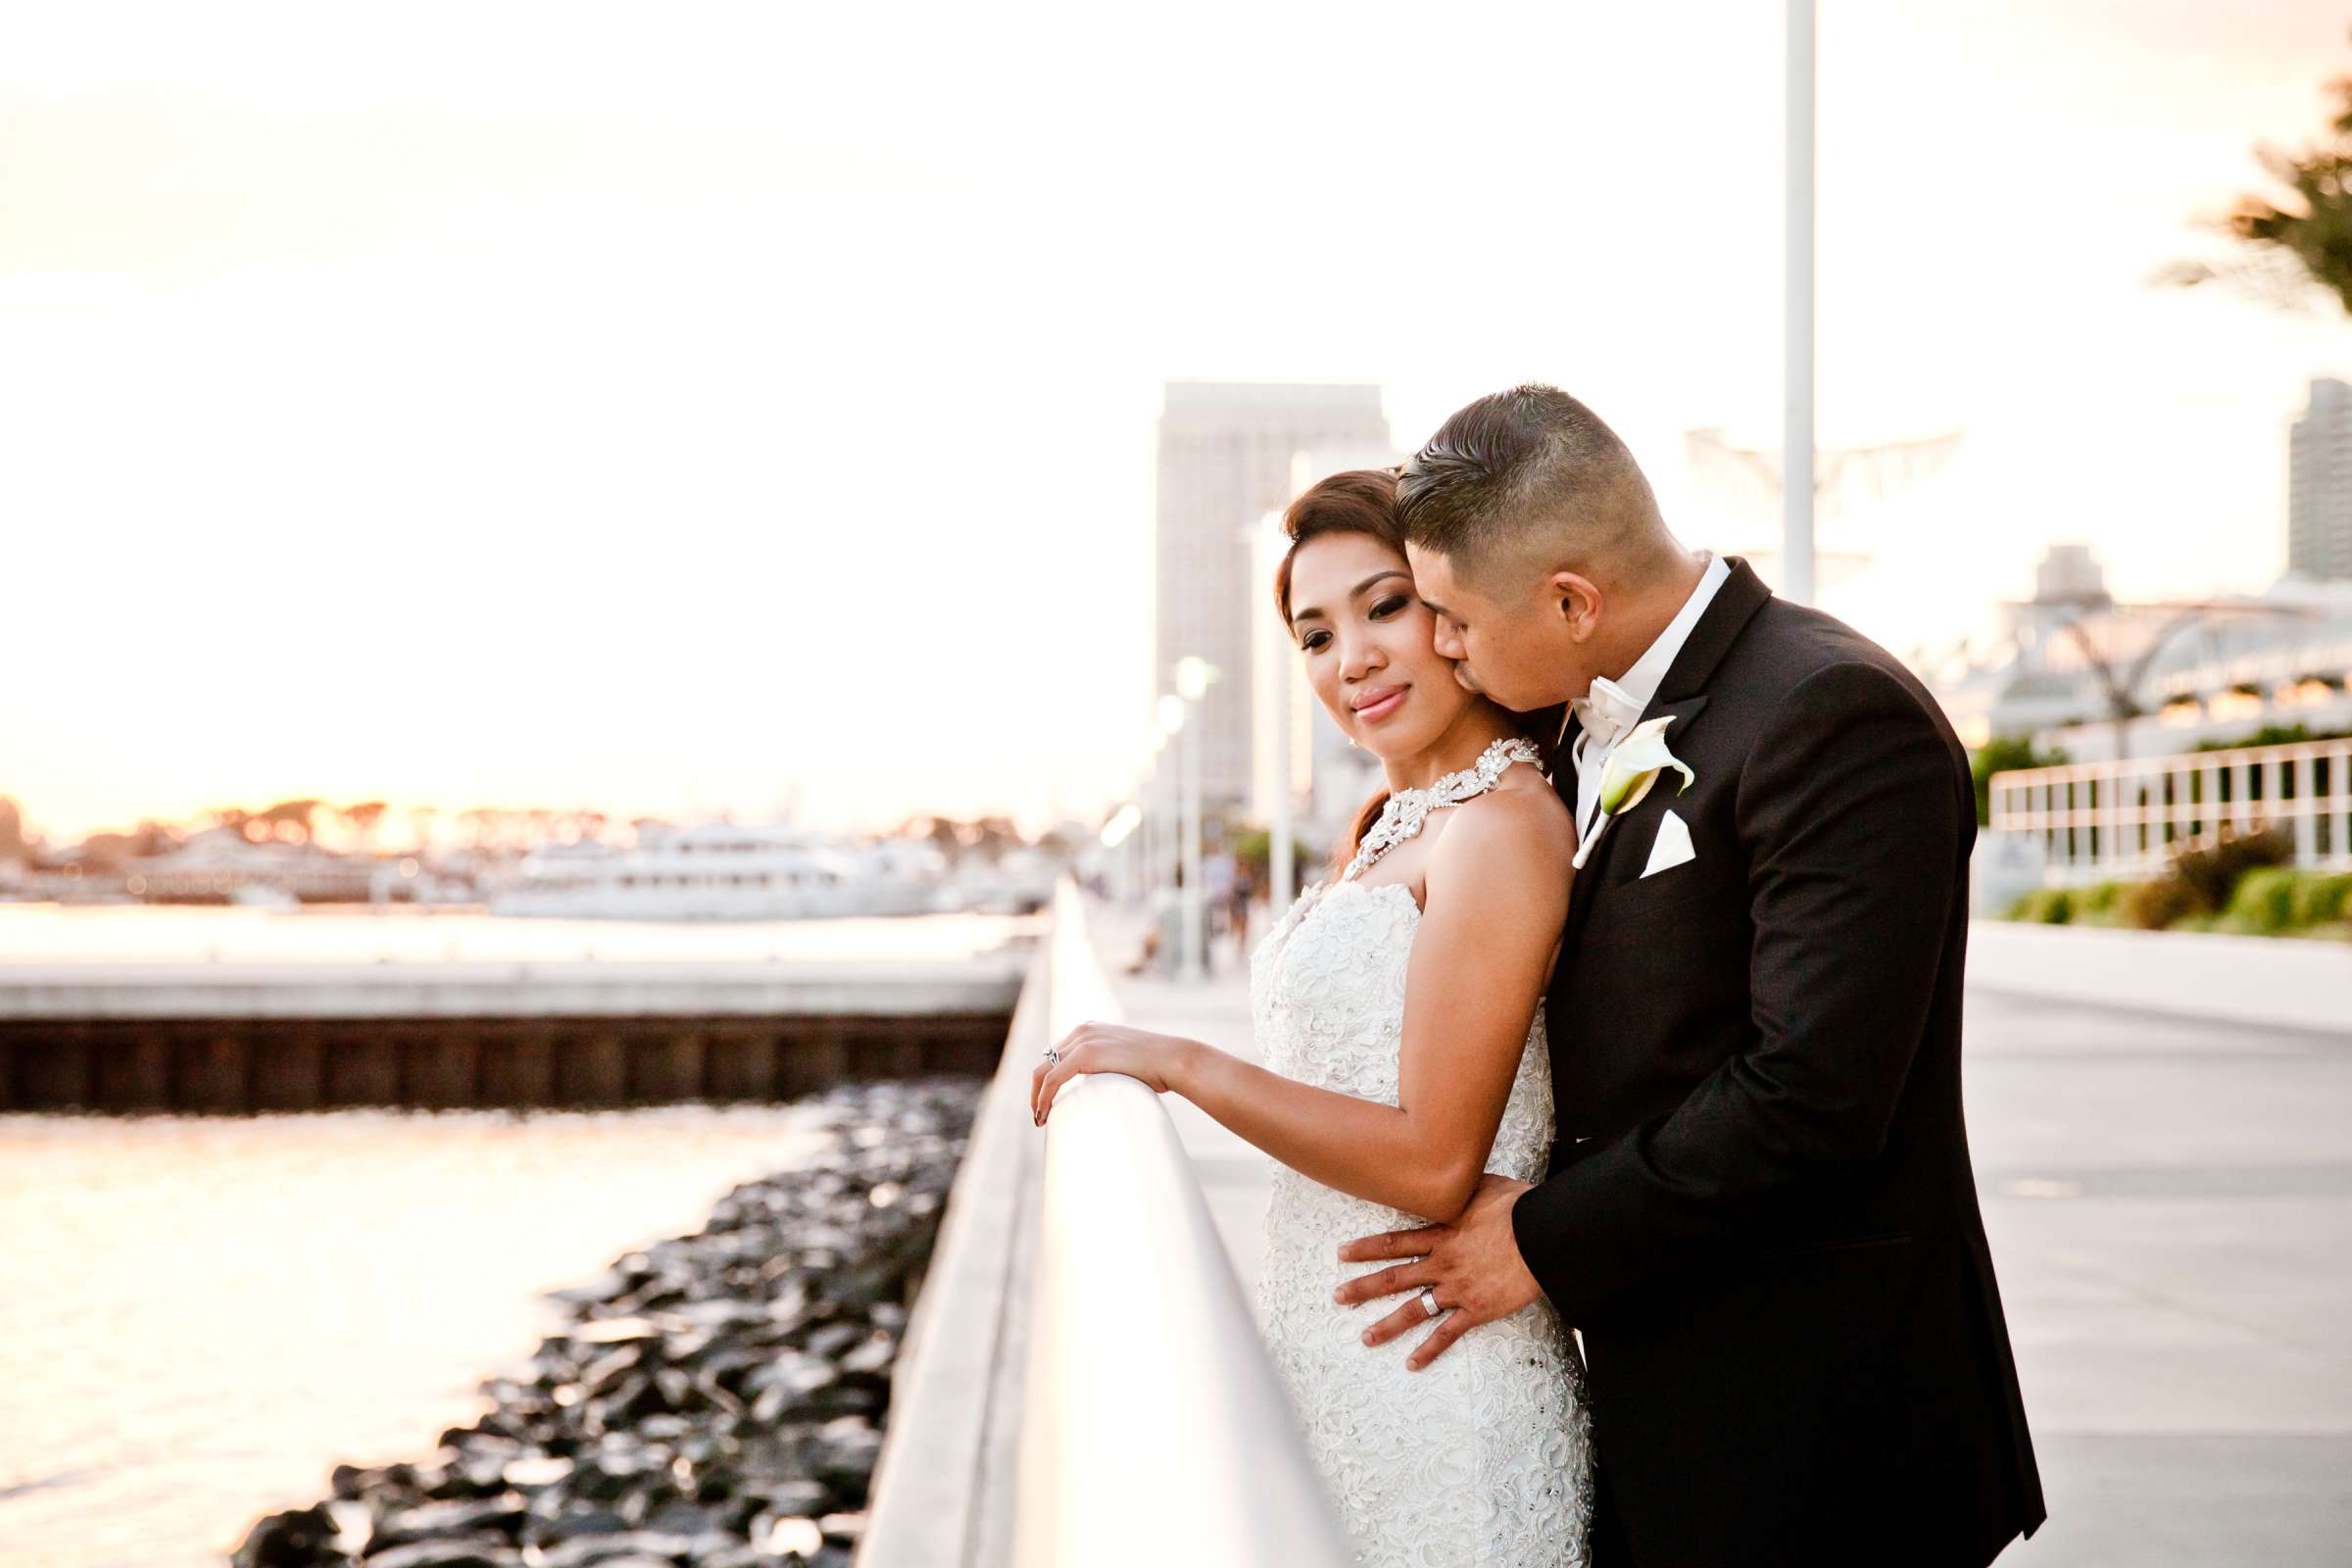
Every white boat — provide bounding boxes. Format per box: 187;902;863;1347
489;822;952;921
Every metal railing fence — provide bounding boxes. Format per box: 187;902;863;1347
1987;736;2352;884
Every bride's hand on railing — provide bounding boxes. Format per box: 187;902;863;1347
1032;1021;1199;1126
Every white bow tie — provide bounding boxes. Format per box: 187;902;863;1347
1570;675;1644;755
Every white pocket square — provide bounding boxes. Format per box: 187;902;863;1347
1641;808;1695;877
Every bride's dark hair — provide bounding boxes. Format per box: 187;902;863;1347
1274;467;1547;879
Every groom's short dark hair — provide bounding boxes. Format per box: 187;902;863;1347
1396;383;1672;586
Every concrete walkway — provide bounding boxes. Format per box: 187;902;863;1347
1088;902;2352;1566
1968;920;2352;1037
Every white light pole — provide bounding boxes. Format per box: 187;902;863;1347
1098;802;1143;905
1257;494;1302;918
1140;731;1167;909
1173;656;1218;983
1268;636;1296;916
1153;697;1183;923
1785;0;1816;607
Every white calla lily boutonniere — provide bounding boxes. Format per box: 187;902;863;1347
1572;714;1695;870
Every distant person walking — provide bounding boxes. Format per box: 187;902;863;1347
1226;860;1254;956
1203;850;1238;972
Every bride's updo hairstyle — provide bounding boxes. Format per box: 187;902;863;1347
1273;466;1405;630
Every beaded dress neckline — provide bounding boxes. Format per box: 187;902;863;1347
1337;734;1544;884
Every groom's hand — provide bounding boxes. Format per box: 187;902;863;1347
1334;1173;1542;1370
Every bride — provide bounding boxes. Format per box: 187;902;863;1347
1030;467;1594;1566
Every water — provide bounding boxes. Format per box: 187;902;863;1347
0;1104;844;1568
0;906;1028;1568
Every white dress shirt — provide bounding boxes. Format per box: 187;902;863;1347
1570;552;1732;834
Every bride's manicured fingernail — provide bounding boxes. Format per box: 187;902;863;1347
1360;1330;1373;1345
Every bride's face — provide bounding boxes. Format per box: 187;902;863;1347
1285;531;1476;759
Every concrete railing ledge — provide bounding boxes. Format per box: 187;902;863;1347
862;881;1351;1568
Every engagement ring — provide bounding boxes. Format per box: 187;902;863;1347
1042;1047;1060;1067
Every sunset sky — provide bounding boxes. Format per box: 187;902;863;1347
6;1;2351;841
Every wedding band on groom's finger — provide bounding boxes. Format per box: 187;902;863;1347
1420;1288;1441;1317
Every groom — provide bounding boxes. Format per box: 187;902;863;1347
1333;385;2045;1566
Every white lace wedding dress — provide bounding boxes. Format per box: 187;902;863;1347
1249;737;1594;1567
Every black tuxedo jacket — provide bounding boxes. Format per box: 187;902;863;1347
1509;559;2045;1567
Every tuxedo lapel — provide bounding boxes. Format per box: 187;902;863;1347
1559;558;1773;939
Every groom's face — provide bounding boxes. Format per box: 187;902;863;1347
1405;542;1592;713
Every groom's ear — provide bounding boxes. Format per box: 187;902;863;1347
1549;570;1603;643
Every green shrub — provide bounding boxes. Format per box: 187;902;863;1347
2071;881;2130;924
2190;723;2351;753
2288;873;2352;929
2224;868;2302;935
1972;734;2069;827
2010;887;2074;924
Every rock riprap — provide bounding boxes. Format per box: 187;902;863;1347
231;1076;983;1568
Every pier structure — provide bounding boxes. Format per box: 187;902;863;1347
0;927;1027;1113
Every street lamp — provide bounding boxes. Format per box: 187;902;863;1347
1172;656;1219;982
1785;0;1815;607
1151;698;1183;923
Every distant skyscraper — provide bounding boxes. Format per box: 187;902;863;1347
2289;377;2352;581
1154;382;1393;808
2034;542;2108;605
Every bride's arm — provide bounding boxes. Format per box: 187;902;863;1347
1036;790;1571;1224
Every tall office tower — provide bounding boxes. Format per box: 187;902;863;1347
2288;377;2352;581
2034;542;2109;606
1154;382;1393;809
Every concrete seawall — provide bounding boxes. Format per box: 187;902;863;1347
0;952;1029;1112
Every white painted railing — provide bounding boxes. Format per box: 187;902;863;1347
1013;883;1353;1567
861;883;1351;1568
1987;736;2352;885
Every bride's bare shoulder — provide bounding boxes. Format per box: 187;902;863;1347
1431;771;1575;883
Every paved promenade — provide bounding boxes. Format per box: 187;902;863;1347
1088;905;2352;1566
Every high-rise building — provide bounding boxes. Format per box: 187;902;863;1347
2034;542;2108;606
1154;382;1394;809
2288;377;2352;581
